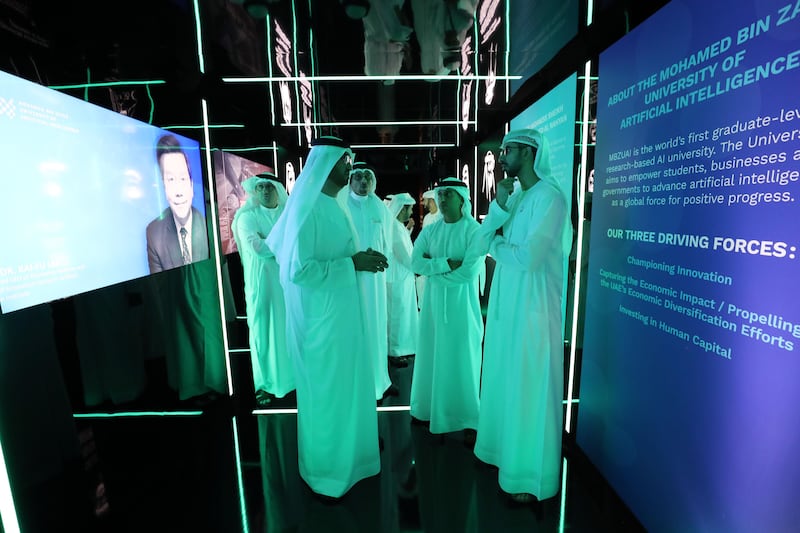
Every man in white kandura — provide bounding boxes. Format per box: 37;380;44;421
410;177;485;441
231;173;295;407
385;192;419;368
415;188;441;306
473;128;572;504
347;161;400;401
266;136;388;499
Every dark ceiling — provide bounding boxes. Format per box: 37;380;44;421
1;0;667;190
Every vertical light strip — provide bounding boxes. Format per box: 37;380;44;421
559;457;568;533
306;0;319;139
84;68;90;101
565;59;592;434
272;140;279;172
192;0;205;73
472;15;480;131
472;145;478;218
231;417;249;533
146;84;155;124
504;0;511;103
266;13;277;126
456;76;462;147
202;99;235;396
587;0;595;26
291;0;303;146
0;432;21;533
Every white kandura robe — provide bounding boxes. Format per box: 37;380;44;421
410;216;485;434
232;203;295;397
416;211;442;305
386;219;418;356
348;192;394;399
473;181;568;499
281;194;380;498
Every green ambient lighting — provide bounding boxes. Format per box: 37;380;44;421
163;124;246;130
73;411;203;418
48;80;166;90
232;417;250;533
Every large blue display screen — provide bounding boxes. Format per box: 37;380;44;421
0;69;206;313
579;1;800;531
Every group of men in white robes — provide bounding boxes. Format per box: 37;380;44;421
405;128;571;506
236;127;570;506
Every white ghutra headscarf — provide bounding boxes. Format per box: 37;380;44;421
266;136;357;283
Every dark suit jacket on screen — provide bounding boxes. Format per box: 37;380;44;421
146;207;210;273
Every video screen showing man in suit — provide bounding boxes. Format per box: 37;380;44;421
146;134;209;273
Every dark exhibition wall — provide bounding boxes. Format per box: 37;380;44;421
3;0;797;532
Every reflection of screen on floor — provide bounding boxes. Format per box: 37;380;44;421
578;1;800;532
0;68;204;314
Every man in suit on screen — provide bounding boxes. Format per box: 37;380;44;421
146;133;209;273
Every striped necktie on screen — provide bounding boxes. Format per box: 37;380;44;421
179;227;191;264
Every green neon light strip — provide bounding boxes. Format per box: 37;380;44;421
222;74;522;82
84;68;90;101
559;458;568;533
587;0;595;26
280;120;475;127
352;143;456;149
146;84;155;124
0;431;21;533
212;146;275;152
192;0;205;74
163;124;245;130
202;99;235;397
48;80;166;89
231;417;250;533
73;411;203;418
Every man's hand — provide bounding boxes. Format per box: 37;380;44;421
352;248;389;273
447;258;462;270
495;178;516;210
405;218;415;231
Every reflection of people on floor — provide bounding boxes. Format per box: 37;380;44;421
232;173;295;407
72;281;150;407
410;178;485;437
256;414;308;532
0;303;88;531
409;423;478;532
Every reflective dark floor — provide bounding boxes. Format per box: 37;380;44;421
9;359;646;533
